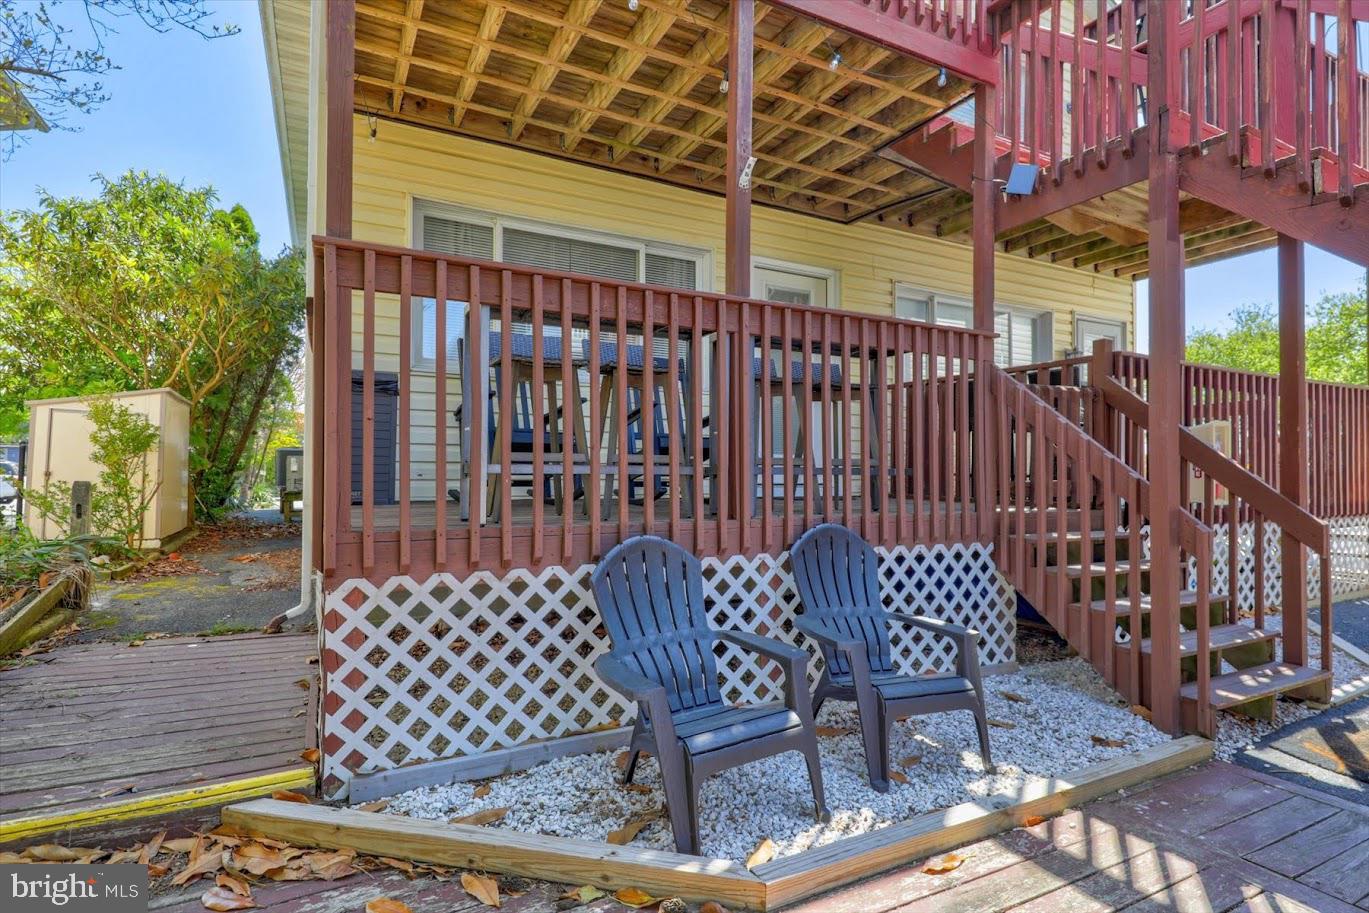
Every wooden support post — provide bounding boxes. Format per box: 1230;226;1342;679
325;0;355;239
1144;0;1183;735
725;0;754;298
972;83;998;334
1279;234;1309;669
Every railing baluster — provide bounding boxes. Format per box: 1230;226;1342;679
877;319;892;546
434;260;448;570
501;272;514;566
784;307;796;545
761;304;774;550
1073;0;1084;174
802;310;816;530
1033;403;1047;604
561;277;577;560
737;300;752;551
1191;0;1205;149
1122;0;1134;155
1228;0;1242;162
531;274;545;565
643;289;656;538
690;295;704;551
616;287;630;544
1261;0;1276;175
842;314;855;530
1102;458;1117;685
668;294;682;544
1077;423;1093;661
1013;380;1026;573
1296;0;1311;189
589;283;603;559
399;255;413;574
1337;0;1356;203
1049;0;1062;180
821;313;834;523
1096;0;1108;167
913;324;927;544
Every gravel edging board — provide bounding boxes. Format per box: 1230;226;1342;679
222;736;1212;912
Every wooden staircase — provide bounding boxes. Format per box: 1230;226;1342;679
992;366;1333;737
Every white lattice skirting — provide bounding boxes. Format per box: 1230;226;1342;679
318;543;1016;796
1173;514;1369;608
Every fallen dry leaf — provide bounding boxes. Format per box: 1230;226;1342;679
215;873;252;897
473;784;492;799
746;837;777;871
98;783;137;798
200;886;256;911
623;783;653;794
451;807;510;826
614;886;656;908
998;690;1030;703
163;837;199;855
700;903;732;913
1021;815;1047;827
815;725;855;738
231;845;290;877
987;719;1016;729
107;848;143;864
922;852;965;875
294;677;311;689
22;844;93;862
355;799;390;813
270;791;310;804
888;770;911;785
299;748;321;764
172;850;228;886
306;850;358;881
147;863;170;878
560;885;607;904
461;872;501;908
1129;704;1153;721
1090;735;1127;748
141;831;166;864
900;754;923;768
606;814;657;846
365;900;414;913
0;852;25;864
376;856;414;875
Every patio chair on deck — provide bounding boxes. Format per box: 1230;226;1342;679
789;523;993;792
591;535;828;855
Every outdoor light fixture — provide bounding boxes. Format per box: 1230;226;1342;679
1005;162;1040;195
829;52;841;71
628;0;639;10
937;67;948;88
720;67;729;94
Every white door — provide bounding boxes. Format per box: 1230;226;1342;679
753;265;832;308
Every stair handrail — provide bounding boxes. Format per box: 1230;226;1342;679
993;364;1212;732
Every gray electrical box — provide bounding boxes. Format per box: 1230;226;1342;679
274;448;304;493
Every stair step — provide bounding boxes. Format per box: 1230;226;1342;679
1141;623;1279;657
1081;589;1205;614
1179;662;1332;709
1052;560;1149;578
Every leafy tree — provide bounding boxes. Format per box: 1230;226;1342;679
0;0;238;156
0;171;304;516
1186;283;1368;385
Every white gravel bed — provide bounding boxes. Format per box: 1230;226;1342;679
1211;610;1369;761
371;659;1169;863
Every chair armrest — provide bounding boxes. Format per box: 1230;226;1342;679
792;617;864;656
887;612;980;643
717;630;811;717
594;655;678;744
887;613;983;683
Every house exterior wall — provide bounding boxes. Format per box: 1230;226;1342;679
343;115;1135;500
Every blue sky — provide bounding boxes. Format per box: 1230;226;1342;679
0;0;291;255
2;2;1364;350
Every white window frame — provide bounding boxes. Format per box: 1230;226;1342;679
409;200;713;372
1074;314;1128;354
893;283;1054;366
996;302;1055;366
753;256;840;308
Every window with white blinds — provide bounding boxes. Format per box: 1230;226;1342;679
410;203;708;370
894;283;1052;367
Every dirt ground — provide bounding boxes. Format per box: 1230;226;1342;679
75;512;308;643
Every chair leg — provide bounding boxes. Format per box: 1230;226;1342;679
856;694;889;793
622;750;642;785
973;701;995;773
657;746;695;856
684;757;703;857
801;735;830;822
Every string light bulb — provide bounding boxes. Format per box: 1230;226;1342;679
719;66;729;94
937;66;948;88
828;51;841;71
627;0;639;10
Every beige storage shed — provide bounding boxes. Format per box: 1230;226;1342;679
25;389;191;548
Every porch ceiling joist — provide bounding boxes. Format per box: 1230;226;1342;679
349;0;978;227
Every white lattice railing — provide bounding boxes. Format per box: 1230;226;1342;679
318;543;1015;796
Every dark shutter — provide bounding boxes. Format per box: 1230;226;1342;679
351;371;399;506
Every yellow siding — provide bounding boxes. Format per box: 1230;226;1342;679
345;116;1134;498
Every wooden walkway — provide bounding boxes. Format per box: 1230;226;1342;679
0;633;316;846
144;760;1369;912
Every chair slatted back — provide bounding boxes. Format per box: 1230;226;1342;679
592;536;722;715
790;524;892;676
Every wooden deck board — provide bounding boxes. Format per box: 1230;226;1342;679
1244;809;1369;878
0;634;315;837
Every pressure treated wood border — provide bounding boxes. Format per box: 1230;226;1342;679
224;736;1211;910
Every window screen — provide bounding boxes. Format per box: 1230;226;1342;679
645;252;699;290
416;214;492;365
501;227;639;281
894;287;931;322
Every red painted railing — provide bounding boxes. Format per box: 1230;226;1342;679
313;237;997;584
1110;349;1369;519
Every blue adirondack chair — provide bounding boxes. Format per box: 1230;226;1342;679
591;535;828;855
789;523;993;792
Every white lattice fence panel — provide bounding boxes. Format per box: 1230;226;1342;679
320;544;1015;794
